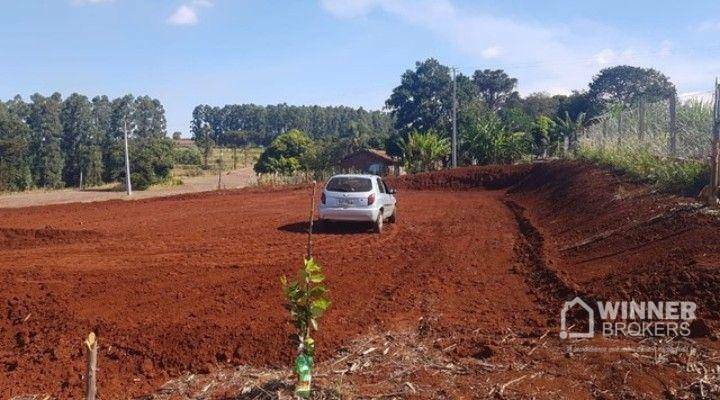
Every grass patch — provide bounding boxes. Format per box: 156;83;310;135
577;146;709;196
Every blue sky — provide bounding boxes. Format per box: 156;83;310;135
1;0;719;136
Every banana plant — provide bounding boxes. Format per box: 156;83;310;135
281;257;331;398
555;111;588;154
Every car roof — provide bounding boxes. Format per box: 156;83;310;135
328;174;380;179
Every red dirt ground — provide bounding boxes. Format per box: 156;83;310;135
1;161;719;399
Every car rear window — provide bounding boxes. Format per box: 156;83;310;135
326;177;373;192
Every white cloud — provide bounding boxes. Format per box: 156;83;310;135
319;0;720;95
594;49;615;65
168;5;199;25
319;0;380;18
167;0;213;26
481;46;502;59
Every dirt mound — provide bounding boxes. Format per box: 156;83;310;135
508;161;720;323
386;164;532;190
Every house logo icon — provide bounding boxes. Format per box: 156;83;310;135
559;297;594;339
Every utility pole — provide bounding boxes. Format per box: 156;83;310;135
451;67;458;168
123;118;132;196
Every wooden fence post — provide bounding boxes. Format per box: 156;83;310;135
710;80;720;206
668;95;677;157
217;147;224;190
307;181;316;259
85;332;98;400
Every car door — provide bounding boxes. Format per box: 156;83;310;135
376;177;395;216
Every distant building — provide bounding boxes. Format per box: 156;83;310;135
173;138;196;148
339;149;402;176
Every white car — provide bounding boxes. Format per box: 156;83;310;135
319;174;397;233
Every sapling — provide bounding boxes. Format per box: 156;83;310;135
281;181;331;398
281;257;330;398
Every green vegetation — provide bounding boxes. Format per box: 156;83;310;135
281;258;331;398
400;130;450;173
191;103;392;150
461;114;531;165
173;146;203;166
577;146;708;196
254;129;314;175
130;138;175;190
0;93;173;192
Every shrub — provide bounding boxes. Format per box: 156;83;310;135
173;147;202;165
254;129;314;175
128;138;175;190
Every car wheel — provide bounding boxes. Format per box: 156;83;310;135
374;213;383;233
388;209;396;223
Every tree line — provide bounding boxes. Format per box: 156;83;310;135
242;59;676;176
0;93;174;191
383;59;676;171
190;103;394;167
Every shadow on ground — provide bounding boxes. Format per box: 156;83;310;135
277;220;374;235
216;379;341;400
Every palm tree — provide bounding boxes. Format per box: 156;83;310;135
400;130;450;173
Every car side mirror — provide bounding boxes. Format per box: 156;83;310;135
387;188;397;195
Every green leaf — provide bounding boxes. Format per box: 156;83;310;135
310;298;331;316
304;258;321;273
308;286;326;297
309;273;325;283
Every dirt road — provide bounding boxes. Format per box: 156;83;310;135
1;162;718;399
0;167;255;209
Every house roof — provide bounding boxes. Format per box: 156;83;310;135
340;149;397;165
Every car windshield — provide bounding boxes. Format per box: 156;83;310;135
326;177;373;192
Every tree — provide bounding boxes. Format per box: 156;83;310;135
588;65;675;110
27;93;65;188
134;96;167;140
529;116;556;158
520;93;561;119
105;95;135;182
461;114;530;165
0;103;32;191
61;93;103;187
254;129;314;175
224;130;250;169
472;69;519;111
172;131;182;140
399;130;450;173
191;105;215;168
386;59;453;135
129;138;174;190
556;91;595;121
